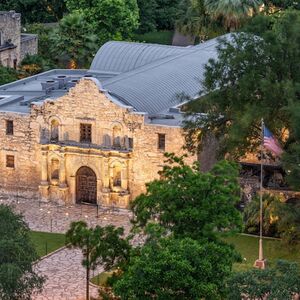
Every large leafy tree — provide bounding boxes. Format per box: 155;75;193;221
136;0;158;33
131;153;242;241
204;0;263;31
50;12;98;68
228;260;300;299
0;205;44;300
114;237;240;300
184;10;300;178
0;0;66;23
66;0;139;44
66;221;130;300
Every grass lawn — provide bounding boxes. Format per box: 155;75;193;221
29;231;66;257
223;234;300;272
91;271;114;286
133;30;174;45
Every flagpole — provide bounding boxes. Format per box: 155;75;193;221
254;118;266;269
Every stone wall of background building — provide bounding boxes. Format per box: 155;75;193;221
20;34;38;61
0;11;21;68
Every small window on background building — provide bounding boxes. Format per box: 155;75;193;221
6;155;15;168
80;123;92;143
6;120;13;135
158;133;166;151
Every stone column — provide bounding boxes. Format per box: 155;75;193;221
121;164;128;190
102;158;110;189
59;154;67;188
69;176;76;204
39;150;49;202
41;151;48;185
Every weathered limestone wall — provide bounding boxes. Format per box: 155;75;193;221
0;11;21;67
130;123;196;198
20;34;38;61
0;78;195;207
0;112;40;198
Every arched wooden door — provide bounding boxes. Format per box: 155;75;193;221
76;167;97;204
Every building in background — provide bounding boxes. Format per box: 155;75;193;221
0;35;297;208
0;11;38;68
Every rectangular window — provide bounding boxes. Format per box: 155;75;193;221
80;123;92;143
6;155;14;168
158;133;166;151
6;120;13;135
128;138;133;149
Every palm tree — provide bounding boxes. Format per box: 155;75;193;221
50;12;98;69
176;0;210;38
205;0;263;31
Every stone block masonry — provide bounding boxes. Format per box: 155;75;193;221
0;78;196;208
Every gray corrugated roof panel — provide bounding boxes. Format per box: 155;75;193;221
89;41;190;74
102;48;218;114
100;35;232;114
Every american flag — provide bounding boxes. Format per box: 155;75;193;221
263;126;283;157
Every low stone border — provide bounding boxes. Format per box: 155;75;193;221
33;245;68;265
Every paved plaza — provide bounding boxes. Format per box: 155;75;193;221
0;196;132;234
0;196;133;300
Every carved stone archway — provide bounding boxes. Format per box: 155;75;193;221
76;166;97;204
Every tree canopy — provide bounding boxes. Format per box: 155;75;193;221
131;153;242;241
50;12;98;68
184;10;300;190
228;260;300;299
0;0;66;23
114;237;239;300
66;0;139;44
0;205;44;300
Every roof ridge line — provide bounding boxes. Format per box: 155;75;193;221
103;38;221;87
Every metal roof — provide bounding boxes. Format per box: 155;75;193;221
99;36;224;114
90;41;190;74
0;34;232;122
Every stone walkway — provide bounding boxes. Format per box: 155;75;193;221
0;196;132;234
0;196;133;300
33;248;101;300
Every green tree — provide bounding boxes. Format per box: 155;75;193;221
0;66;18;85
136;0;158;33
131;153;242;241
114;237;240;300
19;54;55;76
66;221;130;300
155;0;181;30
50;12;98;68
243;194;280;237
228;260;300;299
23;24;56;60
0;205;44;300
184;10;300;165
204;0;263;31
275;201;300;245
66;0;139;44
0;0;66;23
176;0;211;38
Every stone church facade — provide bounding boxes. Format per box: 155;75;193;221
0;11;38;68
1;35;296;208
0;77;193;208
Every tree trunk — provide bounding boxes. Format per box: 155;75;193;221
86;265;90;300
